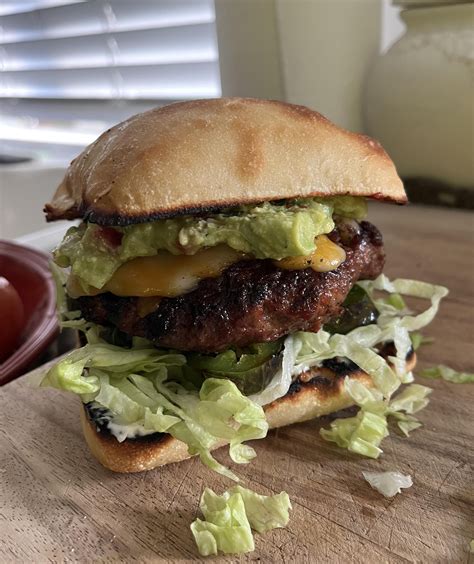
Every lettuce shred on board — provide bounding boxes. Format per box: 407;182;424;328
191;486;291;556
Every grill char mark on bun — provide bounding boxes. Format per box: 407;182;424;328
44;97;406;225
80;350;416;473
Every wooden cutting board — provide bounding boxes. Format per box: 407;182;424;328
1;204;473;562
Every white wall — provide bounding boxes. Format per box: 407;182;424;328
216;0;406;132
275;0;381;132
215;0;284;99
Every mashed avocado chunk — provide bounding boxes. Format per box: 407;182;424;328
54;196;367;291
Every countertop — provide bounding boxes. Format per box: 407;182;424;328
1;203;473;562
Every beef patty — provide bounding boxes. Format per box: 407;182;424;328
75;220;384;352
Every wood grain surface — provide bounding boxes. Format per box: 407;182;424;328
1;204;473;563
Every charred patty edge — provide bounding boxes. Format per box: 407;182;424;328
74;220;385;352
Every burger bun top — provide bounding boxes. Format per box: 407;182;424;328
45;97;406;226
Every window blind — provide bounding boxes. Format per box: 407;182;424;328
0;0;221;159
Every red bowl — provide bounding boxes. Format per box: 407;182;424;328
0;241;58;385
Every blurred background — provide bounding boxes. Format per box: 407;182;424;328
0;0;473;249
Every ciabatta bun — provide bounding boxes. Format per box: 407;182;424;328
81;351;416;473
45;98;406;226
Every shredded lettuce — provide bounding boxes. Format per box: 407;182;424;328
388;384;432;437
191;486;291;556
388;383;431;414
41;344;268;481
410;332;434;351
230;486;291;534
362;471;412;498
392;413;422;437
419;365;474;384
320;377;431;458
41;351;99;395
191;489;253;556
293;329;400;397
384;293;406;311
358;275;448;332
294;275;448;458
321;410;388;458
50;261;85;329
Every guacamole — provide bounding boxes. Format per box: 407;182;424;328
54;196;367;291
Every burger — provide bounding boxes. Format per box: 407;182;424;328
41;98;445;478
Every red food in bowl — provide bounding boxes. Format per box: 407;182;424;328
0;241;58;384
0;277;25;362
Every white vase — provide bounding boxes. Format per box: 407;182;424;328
365;3;474;190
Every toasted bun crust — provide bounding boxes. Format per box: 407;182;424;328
45;98;406;225
81;352;416;473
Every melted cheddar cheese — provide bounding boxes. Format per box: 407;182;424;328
273;235;346;272
64;245;245;299
103;245;244;297
68;237;346;299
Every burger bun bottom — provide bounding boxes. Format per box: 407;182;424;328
80;351;416;473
